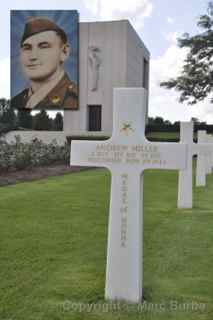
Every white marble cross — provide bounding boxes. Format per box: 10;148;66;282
196;131;207;186
70;88;187;303
206;134;213;174
195;130;213;186
178;122;194;208
209;135;213;172
178;124;213;207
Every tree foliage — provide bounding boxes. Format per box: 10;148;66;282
160;1;213;105
0;99;17;136
0;98;64;133
32;110;52;130
17;110;32;129
0;99;16;125
0;98;10;113
53;112;63;131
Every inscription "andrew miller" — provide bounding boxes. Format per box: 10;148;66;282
87;144;167;166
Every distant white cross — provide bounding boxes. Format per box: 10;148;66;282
196;131;213;186
178;122;194;208
196;131;207;186
210;135;213;172
70;88;187;303
206;134;213;174
178;124;213;208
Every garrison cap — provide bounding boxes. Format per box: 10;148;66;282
21;17;67;45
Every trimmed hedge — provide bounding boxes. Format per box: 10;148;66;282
0;136;70;172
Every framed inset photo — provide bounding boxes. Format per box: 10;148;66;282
11;10;79;111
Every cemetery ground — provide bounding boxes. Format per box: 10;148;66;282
0;167;212;320
0;164;87;187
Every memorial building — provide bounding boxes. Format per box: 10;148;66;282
64;20;150;135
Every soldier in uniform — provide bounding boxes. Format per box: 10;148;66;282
11;17;78;110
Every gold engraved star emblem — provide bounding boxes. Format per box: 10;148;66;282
120;122;134;136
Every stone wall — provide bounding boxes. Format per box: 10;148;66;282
3;131;67;146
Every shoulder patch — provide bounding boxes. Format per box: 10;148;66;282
51;95;61;105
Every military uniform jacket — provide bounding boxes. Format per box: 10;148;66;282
11;73;78;110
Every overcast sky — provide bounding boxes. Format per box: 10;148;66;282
0;0;212;123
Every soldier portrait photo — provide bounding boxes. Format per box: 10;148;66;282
11;10;79;110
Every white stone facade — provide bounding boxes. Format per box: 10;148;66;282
64;20;150;134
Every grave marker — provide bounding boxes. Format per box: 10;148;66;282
196;131;208;186
206;134;213;174
178;122;193;208
178;124;213;207
70;88;187;303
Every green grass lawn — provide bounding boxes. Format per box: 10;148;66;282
146;131;199;141
146;131;180;140
0;168;213;320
